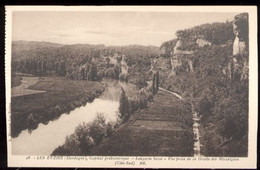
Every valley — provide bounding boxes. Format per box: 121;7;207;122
10;12;249;157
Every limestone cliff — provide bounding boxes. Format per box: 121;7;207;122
152;57;172;71
156;13;248;81
229;13;249;80
232;13;249;56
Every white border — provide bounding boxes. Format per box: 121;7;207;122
5;6;258;168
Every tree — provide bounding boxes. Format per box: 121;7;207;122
81;68;86;80
152;73;156;95
105;57;110;68
155;71;160;92
119;87;130;122
88;64;98;81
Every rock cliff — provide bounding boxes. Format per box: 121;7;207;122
155;13;248;81
232;13;249;56
229;13;249;80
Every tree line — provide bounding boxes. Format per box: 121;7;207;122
119;71;159;122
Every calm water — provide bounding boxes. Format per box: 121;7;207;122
12;79;138;155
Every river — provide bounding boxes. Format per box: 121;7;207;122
12;79;138;155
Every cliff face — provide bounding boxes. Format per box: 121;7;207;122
152;57;172;71
229;13;249;80
173;40;194;55
156;13;248;81
153;13;249;157
232;13;249;56
233;36;246;56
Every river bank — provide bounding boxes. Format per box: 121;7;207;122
11;76;105;138
12;78;139;155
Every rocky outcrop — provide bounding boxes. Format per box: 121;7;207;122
196;38;211;47
232;13;249;56
170;56;182;69
233;36;247;56
173;40;193;55
152;57;172;71
160;39;178;55
120;55;129;74
229;13;249;81
157;13;248;79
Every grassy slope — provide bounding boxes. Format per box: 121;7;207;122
11;76;105;137
90;90;193;156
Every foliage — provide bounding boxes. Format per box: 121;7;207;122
176;21;234;45
234;13;249;46
52;113;115;156
135;74;147;89
151;71;159;95
152;73;156;95
160;45;248;156
118;87;131;122
158;13;249;156
12;42;159;84
155;71;160;91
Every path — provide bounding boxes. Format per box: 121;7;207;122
91;90;194;156
159;87;183;100
159;87;202;157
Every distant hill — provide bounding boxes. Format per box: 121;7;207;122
12;41;64;60
11;40;160;84
11;41;160;61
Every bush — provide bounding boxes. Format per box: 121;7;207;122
52;112;117;155
88;113;107;144
105;122;115;137
135;74;147;89
118;88;131;122
129;99;139;113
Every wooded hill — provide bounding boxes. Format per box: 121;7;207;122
157;13;248;156
12;41;160;84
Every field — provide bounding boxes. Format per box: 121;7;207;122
11;76;105;137
11;74;22;88
90;90;194;156
11;76;46;97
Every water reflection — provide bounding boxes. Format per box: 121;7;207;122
100;79;138;101
12;79;138;155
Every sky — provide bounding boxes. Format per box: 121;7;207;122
12;11;239;47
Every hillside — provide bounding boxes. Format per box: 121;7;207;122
12;41;160;85
12;41;160;62
154;13;249;156
12;41;64;60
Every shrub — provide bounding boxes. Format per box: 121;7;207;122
105;122;115;137
52;113;116;155
118;88;131;122
88;113;107;144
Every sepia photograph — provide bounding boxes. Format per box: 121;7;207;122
5;6;257;168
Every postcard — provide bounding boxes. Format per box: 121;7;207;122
5;6;257;168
